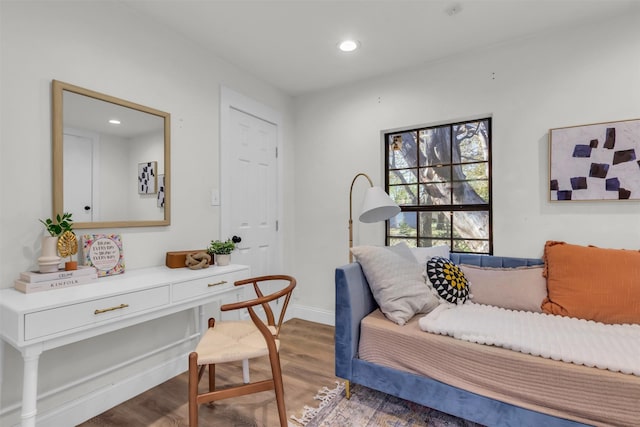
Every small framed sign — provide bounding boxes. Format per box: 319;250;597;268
81;234;125;277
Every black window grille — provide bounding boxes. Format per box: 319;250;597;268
385;118;492;254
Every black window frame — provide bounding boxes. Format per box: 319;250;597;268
384;117;493;254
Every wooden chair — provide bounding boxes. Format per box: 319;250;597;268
188;275;296;427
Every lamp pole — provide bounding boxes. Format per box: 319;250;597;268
349;173;374;263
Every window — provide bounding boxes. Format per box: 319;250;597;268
385;118;492;254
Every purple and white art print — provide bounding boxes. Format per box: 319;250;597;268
550;118;640;201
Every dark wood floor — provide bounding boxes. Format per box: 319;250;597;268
78;319;337;427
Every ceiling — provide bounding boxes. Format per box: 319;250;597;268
64;90;164;138
120;0;639;96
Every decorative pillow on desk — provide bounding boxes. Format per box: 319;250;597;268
460;264;546;312
351;245;440;326
426;256;470;305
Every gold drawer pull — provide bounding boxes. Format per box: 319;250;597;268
208;280;227;287
94;303;129;315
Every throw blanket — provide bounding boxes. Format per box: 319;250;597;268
419;303;640;376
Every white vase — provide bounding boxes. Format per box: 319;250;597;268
38;236;61;273
216;254;230;266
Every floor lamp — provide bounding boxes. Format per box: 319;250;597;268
349;173;401;262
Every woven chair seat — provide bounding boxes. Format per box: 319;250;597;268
195;320;279;365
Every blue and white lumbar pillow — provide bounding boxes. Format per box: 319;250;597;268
426;256;469;305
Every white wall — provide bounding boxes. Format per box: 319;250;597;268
292;11;640;316
0;1;294;283
0;1;294;425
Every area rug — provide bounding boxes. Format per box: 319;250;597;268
289;382;483;427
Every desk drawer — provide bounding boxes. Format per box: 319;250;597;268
24;286;170;340
172;271;246;302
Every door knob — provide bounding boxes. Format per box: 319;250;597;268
232;235;242;243
84;206;91;211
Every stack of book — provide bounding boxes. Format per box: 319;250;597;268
15;265;98;294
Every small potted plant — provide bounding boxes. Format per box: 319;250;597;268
207;238;235;266
39;213;77;271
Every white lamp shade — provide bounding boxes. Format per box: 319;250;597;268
358;186;401;223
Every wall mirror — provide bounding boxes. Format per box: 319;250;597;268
52;80;170;228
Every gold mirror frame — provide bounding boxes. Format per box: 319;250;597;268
52;80;171;228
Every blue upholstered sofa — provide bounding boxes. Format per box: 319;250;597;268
334;253;591;427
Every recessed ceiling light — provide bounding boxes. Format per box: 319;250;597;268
109;119;121;125
338;40;359;52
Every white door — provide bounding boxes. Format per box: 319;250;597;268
226;108;277;275
63;132;98;222
220;87;282;279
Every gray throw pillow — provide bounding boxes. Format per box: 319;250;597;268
351;245;440;325
386;241;416;262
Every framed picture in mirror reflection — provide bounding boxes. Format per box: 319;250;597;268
157;175;165;207
138;161;157;194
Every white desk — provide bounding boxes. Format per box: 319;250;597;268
0;264;250;427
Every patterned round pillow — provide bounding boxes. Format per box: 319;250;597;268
426;256;470;304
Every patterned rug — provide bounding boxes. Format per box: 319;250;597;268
289;382;483;427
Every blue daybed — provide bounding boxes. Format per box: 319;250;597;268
335;253;614;427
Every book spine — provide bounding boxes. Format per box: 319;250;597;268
19;267;96;283
14;274;98;293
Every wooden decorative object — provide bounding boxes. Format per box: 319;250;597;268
165;250;206;268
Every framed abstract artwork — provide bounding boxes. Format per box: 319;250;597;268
549;118;640;201
138;161;157;194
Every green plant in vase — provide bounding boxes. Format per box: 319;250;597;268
207;239;236;266
40;212;73;237
39;213;78;271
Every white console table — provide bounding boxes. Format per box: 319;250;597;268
0;264;250;427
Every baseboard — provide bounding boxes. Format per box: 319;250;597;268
289;304;334;326
16;354;187;427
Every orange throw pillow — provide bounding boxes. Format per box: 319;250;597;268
541;241;640;324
